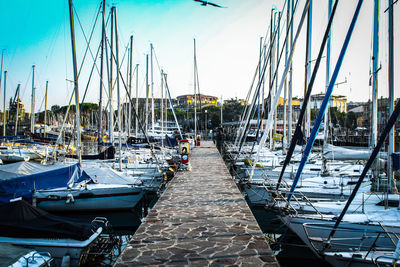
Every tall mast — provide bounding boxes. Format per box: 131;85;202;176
128;35;133;137
0;49;4;102
288;0;294;145
145;54;149;133
257;37;263;143
305;0;312;138
2;71;6;136
15;84;20;136
161;69;164;147
109;6;114;145
387;0;395;200
371;0;380;149
44;81;48;137
68;0;82;164
324;0;333;147
114;7;122;171
31;65;35;133
135;64;139;137
273;11;281;148
150;43;154;135
269;10;275;150
283;1;290;149
194;38;197;137
98;0;106;146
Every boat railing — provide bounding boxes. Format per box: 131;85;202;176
302;221;399;254
259;171;324;219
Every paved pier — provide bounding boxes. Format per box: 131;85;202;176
115;141;278;266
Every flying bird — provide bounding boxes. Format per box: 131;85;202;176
193;0;227;8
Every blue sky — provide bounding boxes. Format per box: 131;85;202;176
0;0;399;113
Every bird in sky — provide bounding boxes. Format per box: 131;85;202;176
193;0;227;8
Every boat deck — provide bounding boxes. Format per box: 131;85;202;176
114;141;278;266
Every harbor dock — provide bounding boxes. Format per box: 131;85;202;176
114;141;278;266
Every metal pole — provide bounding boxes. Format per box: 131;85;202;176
128;35;133;137
0;49;4;103
150;43;154;135
305;0;313;138
15;84;20;136
114;7;122;171
387;0;395;200
135;64;139;137
145;54;149;133
288;0;294;145
109;7;114;144
283;2;289;149
194;38;197;138
98;0;106;147
31;65;35;133
324;0;333;147
161;69;164;147
2;71;6;136
371;0;380;149
68;0;82;164
44;81;48;137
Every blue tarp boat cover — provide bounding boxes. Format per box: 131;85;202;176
0;163;92;203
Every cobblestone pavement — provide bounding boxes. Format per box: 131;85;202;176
114;141;279;266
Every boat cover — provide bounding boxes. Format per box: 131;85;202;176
0;163;92;203
323;144;387;161
0;161;68;180
0;200;92;240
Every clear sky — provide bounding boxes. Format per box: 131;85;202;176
0;0;399;114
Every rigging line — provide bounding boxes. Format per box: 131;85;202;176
286;0;364;203
72;2;101;79
105;37;130;94
81;41;103;103
248;0;310;180
236;0;295;158
327;99;400;246
250;1;300;154
276;0;340;191
109;46;153;148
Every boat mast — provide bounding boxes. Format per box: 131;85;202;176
283;1;290;149
194;38;197;138
145;54;149;133
15;84;20;136
324;0;332;147
109;7;114;145
305;0;312;138
150;43;154;135
44;81;48;137
68;0;82;164
387;0;395;201
135;64;139;137
2;71;6;136
269;10;275;150
257;37;263;144
161;69;164;147
371;0;379;150
98;0;106;147
128;35;133;138
31;65;35;134
287;0;294;145
273;11;281;149
113;7;123;171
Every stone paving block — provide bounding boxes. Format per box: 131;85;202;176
114;141;279;266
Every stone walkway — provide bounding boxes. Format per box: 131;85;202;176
114;141;279;266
